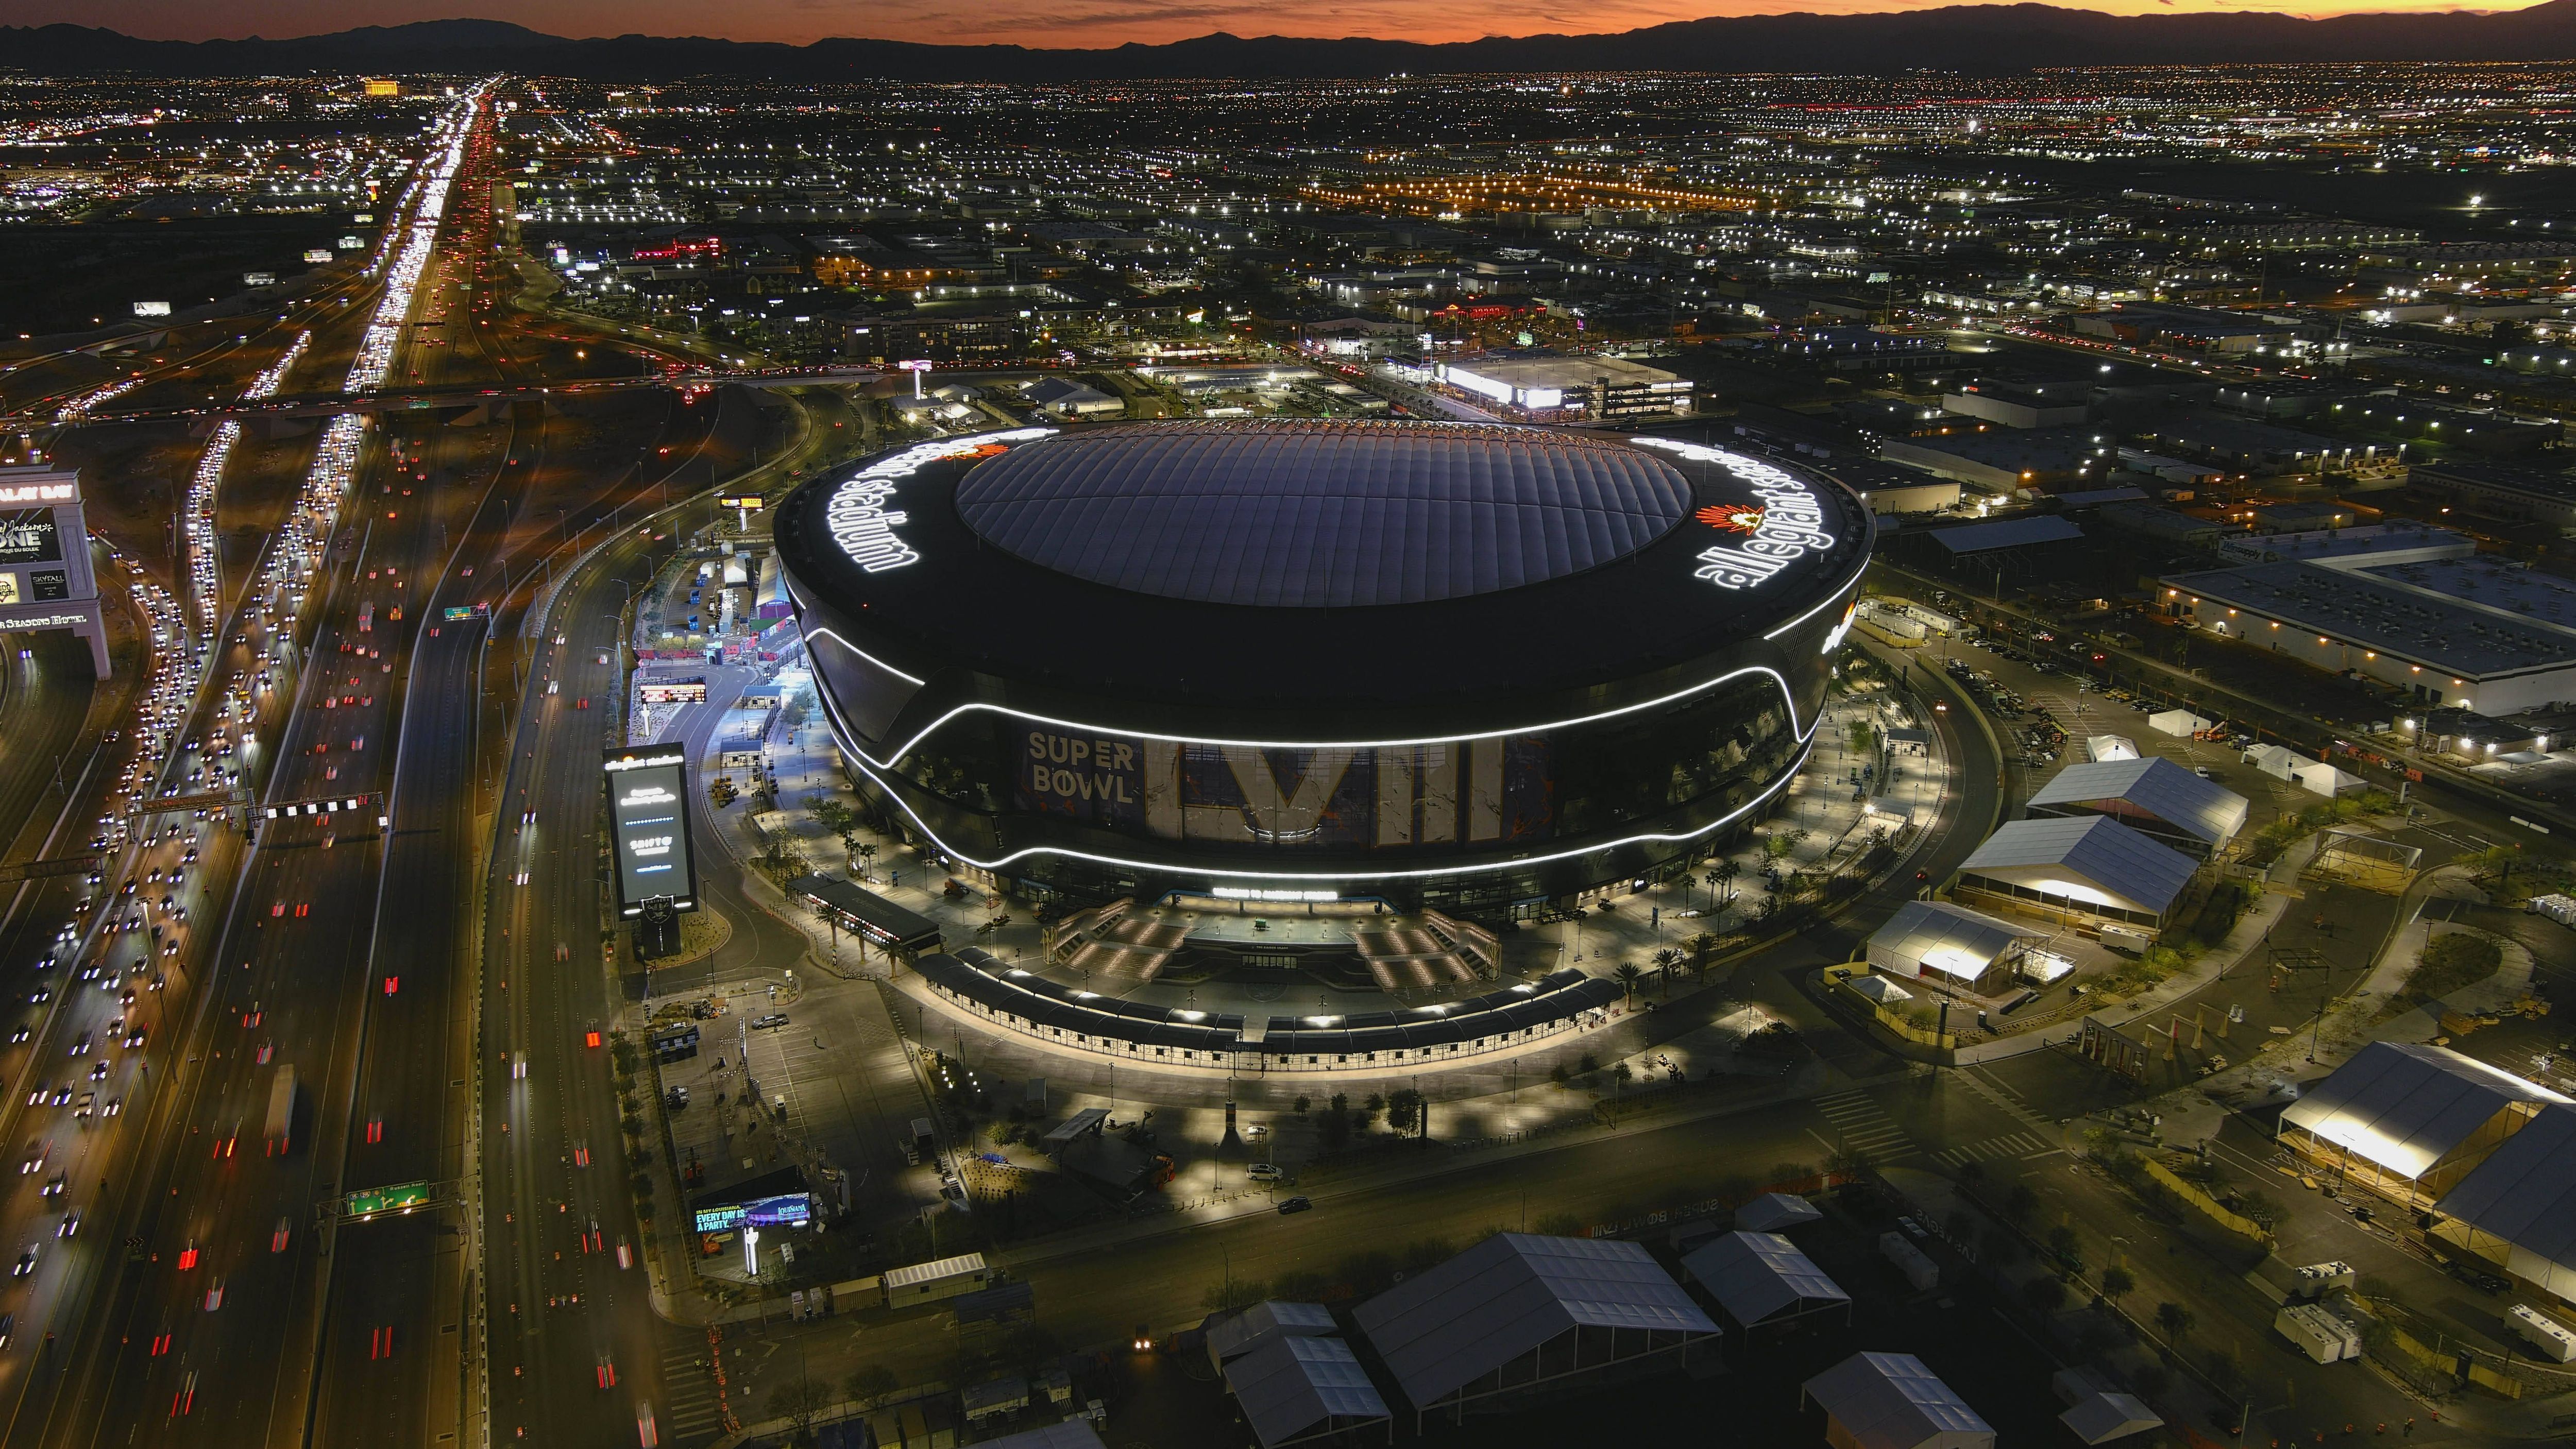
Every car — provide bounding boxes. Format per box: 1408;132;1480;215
664;1086;688;1110
20;1142;44;1175
1276;1196;1312;1215
6;1027;27;1045
1246;1163;1283;1182
40;1174;62;1199
751;1014;789;1031
272;1217;292;1253
11;1246;33;1277
0;1312;13;1348
204;1278;224;1312
56;1211;78;1237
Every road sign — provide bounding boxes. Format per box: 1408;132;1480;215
440;603;489;621
343;1181;431;1219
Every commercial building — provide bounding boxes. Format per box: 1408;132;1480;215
1952;816;2200;930
1876;430;2113;493
1352;1233;1718;1427
2278;1042;2572;1208
2023;757;2249;859
2072;303;2298;354
778;422;1870;913
0;466;111;676
2166;528;2576;715
1432;355;1692;419
1941;383;2088;430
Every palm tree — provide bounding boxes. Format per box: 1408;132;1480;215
1713;859;1741;904
2099;1265;2135;1312
1652;946;1685;999
2154;1301;2196;1354
1613;961;1642;1009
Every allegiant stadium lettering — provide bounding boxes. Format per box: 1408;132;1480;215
824;427;1056;573
1631;437;1839;591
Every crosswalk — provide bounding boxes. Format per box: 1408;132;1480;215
1930;1130;2057;1168
657;1340;726;1447
1812;1087;1917;1163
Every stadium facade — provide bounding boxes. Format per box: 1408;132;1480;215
776;420;1872;915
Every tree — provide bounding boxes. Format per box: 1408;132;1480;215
1611;1061;1633;1097
1712;859;1741;904
2045;1224;2082;1270
1201;1275;1268;1314
843;1363;900;1410
2099;1265;2135;1311
1549;1062;1571;1088
2004;1183;2040;1228
1292;1096;1310;1115
1613;961;1642;1008
1651;946;1685;998
2022;1277;2069;1314
1386;1088;1423;1133
765;1376;835;1445
1848;720;1877;754
2154;1301;2196;1354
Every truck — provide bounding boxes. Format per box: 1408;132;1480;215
265;1066;297;1156
2509;1304;2576;1363
1878;1231;1938;1292
2274;1303;2361;1363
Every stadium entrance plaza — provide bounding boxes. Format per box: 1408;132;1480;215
638;664;1955;1263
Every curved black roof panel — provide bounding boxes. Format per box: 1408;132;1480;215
954;421;1692;609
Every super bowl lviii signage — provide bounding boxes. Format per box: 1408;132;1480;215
0;468;109;677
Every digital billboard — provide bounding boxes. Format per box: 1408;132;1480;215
0;510;64;567
693;1194;812;1234
604;744;697;916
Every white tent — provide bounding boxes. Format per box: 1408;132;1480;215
1736;1192;1824;1233
2244;743;2299;779
1681;1231;1851;1331
2292;760;2365;797
2146;709;2211;737
1804;1352;1996;1449
1849;975;1915;1005
2059;1392;2163;1444
2085;735;2139;762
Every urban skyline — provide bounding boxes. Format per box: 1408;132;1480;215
0;32;2572;1449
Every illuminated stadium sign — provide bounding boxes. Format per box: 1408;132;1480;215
1633;438;1839;592
822;428;1053;575
604;744;698;916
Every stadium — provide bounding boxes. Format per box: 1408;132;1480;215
776;419;1872;920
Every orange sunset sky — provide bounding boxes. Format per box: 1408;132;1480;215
18;0;2561;49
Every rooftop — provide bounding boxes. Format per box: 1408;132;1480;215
1958;815;2200;916
2282;1042;2570;1180
1803;1351;1996;1449
2026;756;2250;846
2433;1102;2576;1288
1351;1232;1717;1411
2167;559;2576;678
953;421;1693;608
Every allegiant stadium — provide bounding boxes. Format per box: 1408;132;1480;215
775;419;1872;916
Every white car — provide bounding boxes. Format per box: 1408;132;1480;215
1246;1163;1284;1183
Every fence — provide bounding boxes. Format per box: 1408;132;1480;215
2140;1157;2273;1244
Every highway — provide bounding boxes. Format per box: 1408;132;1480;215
480;386;834;1449
0;84;500;1449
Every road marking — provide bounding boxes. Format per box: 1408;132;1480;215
1812;1087;1917;1162
1930;1131;2054;1167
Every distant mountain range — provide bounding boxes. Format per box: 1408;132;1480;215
7;5;2576;80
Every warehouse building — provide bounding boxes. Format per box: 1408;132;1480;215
1432;355;1692;420
2166;537;2576;715
1682;1231;1853;1334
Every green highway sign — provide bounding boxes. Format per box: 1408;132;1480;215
344;1182;432;1219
